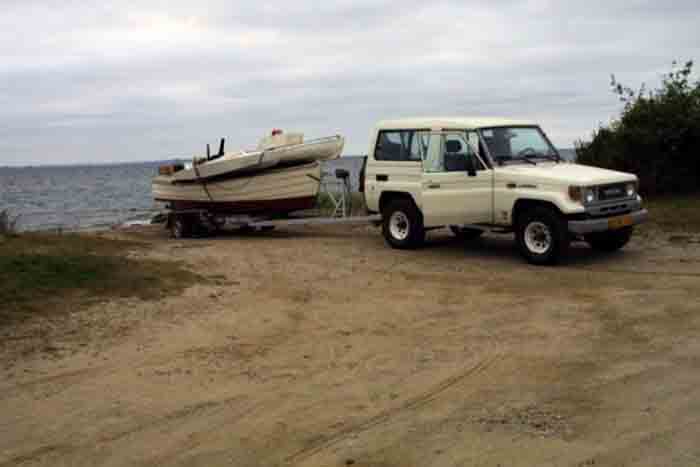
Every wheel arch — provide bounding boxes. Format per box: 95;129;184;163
379;191;420;216
512;198;564;226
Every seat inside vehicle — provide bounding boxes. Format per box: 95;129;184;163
444;140;468;171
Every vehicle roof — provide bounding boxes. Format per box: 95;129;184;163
375;117;538;130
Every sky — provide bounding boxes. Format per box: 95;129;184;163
1;0;699;166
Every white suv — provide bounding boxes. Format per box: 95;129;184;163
363;117;648;265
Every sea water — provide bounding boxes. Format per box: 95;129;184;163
0;158;365;231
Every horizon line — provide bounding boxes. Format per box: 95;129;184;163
1;148;577;169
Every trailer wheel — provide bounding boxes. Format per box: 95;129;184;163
171;214;193;239
207;215;227;234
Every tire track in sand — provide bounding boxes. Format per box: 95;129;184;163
0;366;107;401
285;354;503;466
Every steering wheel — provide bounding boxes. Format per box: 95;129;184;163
516;147;538;157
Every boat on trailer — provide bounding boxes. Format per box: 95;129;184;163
153;160;322;215
152;131;344;231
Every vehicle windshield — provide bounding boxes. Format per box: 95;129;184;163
478;126;559;164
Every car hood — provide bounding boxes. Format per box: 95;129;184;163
496;162;637;186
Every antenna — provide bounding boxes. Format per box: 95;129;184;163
206;143;211;160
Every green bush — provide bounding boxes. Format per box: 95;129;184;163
576;61;700;195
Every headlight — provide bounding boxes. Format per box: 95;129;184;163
626;182;637;197
569;185;596;204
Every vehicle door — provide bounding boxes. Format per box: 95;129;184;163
420;131;493;227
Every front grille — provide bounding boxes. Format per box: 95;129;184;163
585;195;642;219
596;183;628;202
587;205;633;219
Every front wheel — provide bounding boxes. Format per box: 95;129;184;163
585;227;633;252
382;199;425;249
516;206;569;265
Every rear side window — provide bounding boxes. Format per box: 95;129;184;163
375;130;425;161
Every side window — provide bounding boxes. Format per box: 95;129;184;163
375;131;403;161
480;128;510;159
409;131;430;161
425;133;484;173
375;130;424;161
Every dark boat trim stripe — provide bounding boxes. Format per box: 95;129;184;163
155;196;317;215
169;160;320;185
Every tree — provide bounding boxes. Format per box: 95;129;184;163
576;61;700;195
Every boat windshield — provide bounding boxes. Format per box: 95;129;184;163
478;126;560;165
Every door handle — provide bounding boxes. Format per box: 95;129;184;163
427;183;441;189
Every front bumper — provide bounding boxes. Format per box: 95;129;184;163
568;209;649;235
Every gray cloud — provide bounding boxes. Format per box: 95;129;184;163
1;0;699;165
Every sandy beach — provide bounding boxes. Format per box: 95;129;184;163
2;224;700;466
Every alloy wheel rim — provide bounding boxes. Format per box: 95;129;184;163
389;211;410;241
524;221;552;254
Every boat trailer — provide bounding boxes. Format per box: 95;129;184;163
165;166;380;238
165;209;381;239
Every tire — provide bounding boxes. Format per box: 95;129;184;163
382;199;425;249
170;214;192;239
207;215;227;234
585;227;633;252
450;226;484;240
515;206;569;265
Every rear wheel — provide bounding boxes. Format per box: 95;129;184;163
382;199;425;249
449;226;484;240
585;227;633;252
516;206;569;265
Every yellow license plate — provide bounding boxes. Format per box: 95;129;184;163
608;215;633;230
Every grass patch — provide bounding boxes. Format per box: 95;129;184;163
643;194;700;232
0;233;200;326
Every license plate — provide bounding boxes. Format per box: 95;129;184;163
608;215;633;230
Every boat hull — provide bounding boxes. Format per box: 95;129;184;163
153;161;321;215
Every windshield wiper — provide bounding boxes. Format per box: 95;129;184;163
538;152;561;163
516;155;538;165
